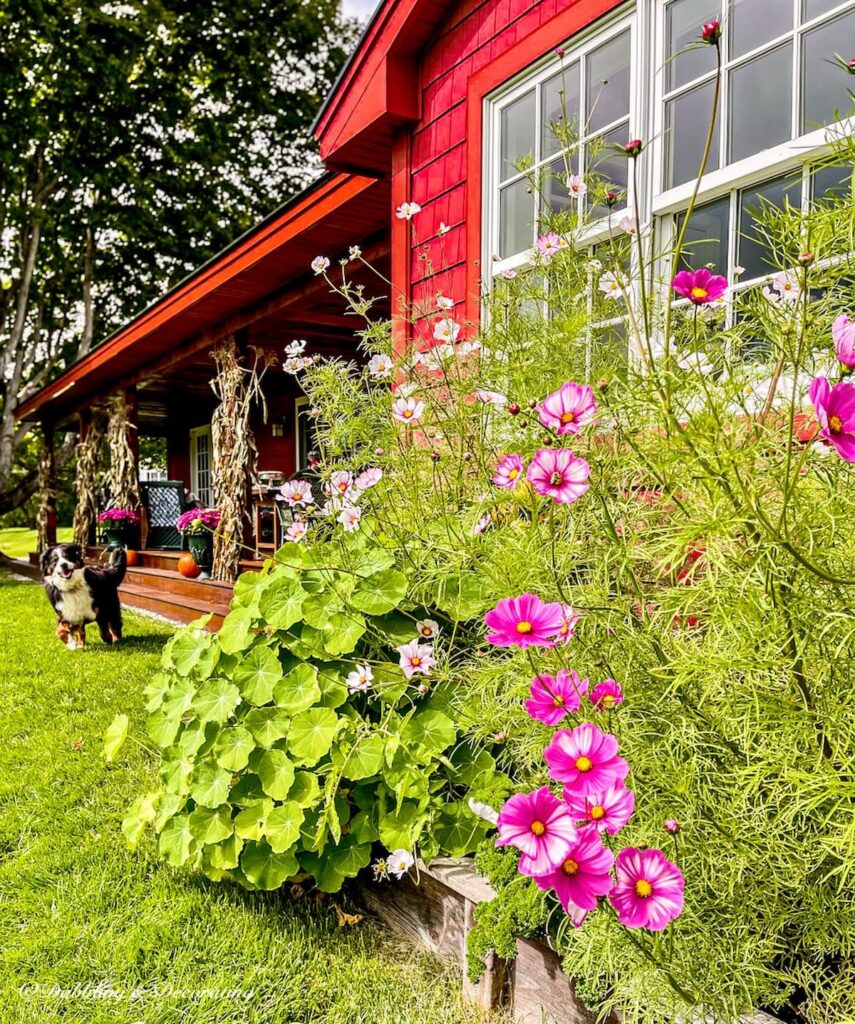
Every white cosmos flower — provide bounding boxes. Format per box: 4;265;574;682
433;318;461;343
346;663;373;692
617;215;637;235
396;640;434;678
585;258;603;273
327;470;354;498
368;353;394;379
472;513;492;536
438;221;450;236
474;389;507;406
277;480;314;507
283;356;304;374
311;256;330;275
415;618;440;640
348;245;362;260
286;520;308;543
338;504;362;532
395;201;422;220
770;269;801;303
354;467;382;491
436;294;454;311
598;270;625;299
285;339;306;357
733;265;746;276
389;849;415;878
392;396;425;424
457;340;482;357
566;174;587;198
468;798;499;826
416;344;454;370
372;858;389;880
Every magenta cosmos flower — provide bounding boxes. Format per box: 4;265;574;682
588;679;623;711
833;314;855;369
532;825;614;918
556;603;581;645
609;847;685;931
527;448;591;504
525;669;589;726
484;594;565;648
564;781;635;835
496;786;577;876
671;268;728;305
544;721;629;798
538;382;598;436
809;377;855;462
492;454;525;490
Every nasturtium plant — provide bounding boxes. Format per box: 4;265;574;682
124;530;511;891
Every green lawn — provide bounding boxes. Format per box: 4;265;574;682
0;525;73;558
0;571;480;1024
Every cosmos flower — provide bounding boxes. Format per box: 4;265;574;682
472;513;492;536
492;454;525;489
328;470;354;497
531;826;615;918
346;663;374;692
556;603;582;644
535;232;565;259
671;268;728;305
609;847;685;931
389;849;415;877
468;797;499;825
395;202;422;220
832;313;855;368
369;353;394;379
564;781;635;835
438;221;451;236
527;448;591;504
496;786;578;877
392;396;425;424
397;640;435;678
809;377;855;462
354;467;383;491
538;382;598;436
664;819;681;834
277;480;314;507
544;722;629;798
337;505;362;532
436;294;454;311
475;389;508;406
585;258;603;273
285;520;308;543
566;174;588;199
484;594;565;648
311;256;330;275
769;269;801;303
598;270;626;299
433;318;461;343
415;618;440;640
285;339;306;357
283;356;304;374
588;679;623;711
525;669;589;726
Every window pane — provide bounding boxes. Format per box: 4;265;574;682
586;30;631;133
666;0;720;90
665;80;721;188
730;0;792;59
541;63;581;158
729;44;793;163
499;178;534;258
500;91;536;180
544;157;578;218
586;122;630;217
591;320;628;378
812;162;854;201
802;11;855;132
803;0;845;20
738;174;802;280
678;196;730;274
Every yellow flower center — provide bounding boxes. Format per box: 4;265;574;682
338;483;348;492
635;879;653;898
562;857;579;876
516;621;533;634
575;755;593;773
508;467;519;480
403;410;413;419
530;820;546;836
549;471;564;486
411;657;421;667
590;805;606;820
602;695;615;708
830;414;843;433
421;628;432;637
690;286;708;299
553;695;565;707
561;411;575;424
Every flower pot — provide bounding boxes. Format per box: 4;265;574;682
103;526;127;550
187;533;214;580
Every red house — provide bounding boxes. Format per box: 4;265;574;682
17;0;855;620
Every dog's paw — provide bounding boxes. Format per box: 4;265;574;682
66;638;78;651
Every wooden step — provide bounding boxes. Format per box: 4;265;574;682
124;565;234;601
87;545;263;574
119;582;230;630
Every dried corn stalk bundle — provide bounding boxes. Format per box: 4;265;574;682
72;413;105;548
104;392;139;511
35;426;56;553
210;338;274;581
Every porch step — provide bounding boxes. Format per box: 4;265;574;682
119;582;231;629
86;545;263;574
124;565;233;601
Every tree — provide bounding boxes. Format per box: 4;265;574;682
0;0;357;514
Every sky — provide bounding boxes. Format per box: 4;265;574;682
341;0;382;20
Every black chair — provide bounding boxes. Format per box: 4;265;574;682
140;480;188;549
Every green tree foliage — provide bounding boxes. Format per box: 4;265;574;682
0;0;356;510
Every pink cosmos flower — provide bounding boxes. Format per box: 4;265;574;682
492;454;525;490
544;722;629;798
392;396;425;424
538;382;598;436
610;847;685;931
588;679;623;711
664;819;681;834
525;670;589;726
556;604;581;645
671;268;728;305
531;825;614;918
277;479;314;507
484;594;565;648
564;781;635;835
337;505;362;532
354;467;383;491
527;449;591;504
396;640;435;679
809;377;855;462
496;786;577;876
535;232;564;259
328;470;354;497
286;520;308;543
833;314;855;368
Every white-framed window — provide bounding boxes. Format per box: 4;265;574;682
294;397;318;473
189;425;213;507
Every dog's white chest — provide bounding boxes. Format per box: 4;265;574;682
57;585;96;624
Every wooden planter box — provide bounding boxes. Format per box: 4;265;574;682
355;856;784;1024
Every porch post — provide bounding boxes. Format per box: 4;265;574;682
72;408;103;549
36;419;57;551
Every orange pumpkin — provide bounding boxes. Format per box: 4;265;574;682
178;552;201;578
125;549;139;567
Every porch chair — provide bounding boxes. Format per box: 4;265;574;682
139;480;188;549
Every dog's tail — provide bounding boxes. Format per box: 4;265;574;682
105;546;128;585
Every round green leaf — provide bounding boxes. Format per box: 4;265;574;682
235;799;274;841
287;771;321;807
189;763;232;807
158;813;195;866
256;748;296;800
259;577;307;630
273;662;321;714
243;707;291;748
378;801;424;851
234;645;282;705
339;734;385;781
103;713;129;762
328;835;372;877
214;726;256;771
206;833;243;870
350;568;408;615
265;802;304;853
288;707;339;765
433;801;491;857
122;791;158;850
240;841;299;890
189;804;234;845
401;709;456;758
321;612;366;656
219;607;253;655
193;678;240;724
146;707;183;748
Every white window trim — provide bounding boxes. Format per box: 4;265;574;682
189;424;213;507
294;397;311;474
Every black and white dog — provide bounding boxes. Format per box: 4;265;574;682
40;543;127;649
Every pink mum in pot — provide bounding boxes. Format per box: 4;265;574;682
177;508;221;532
97;508;139;524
